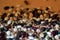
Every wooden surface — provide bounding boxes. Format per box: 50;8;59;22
0;0;60;14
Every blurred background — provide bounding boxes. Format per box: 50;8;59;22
0;0;60;15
